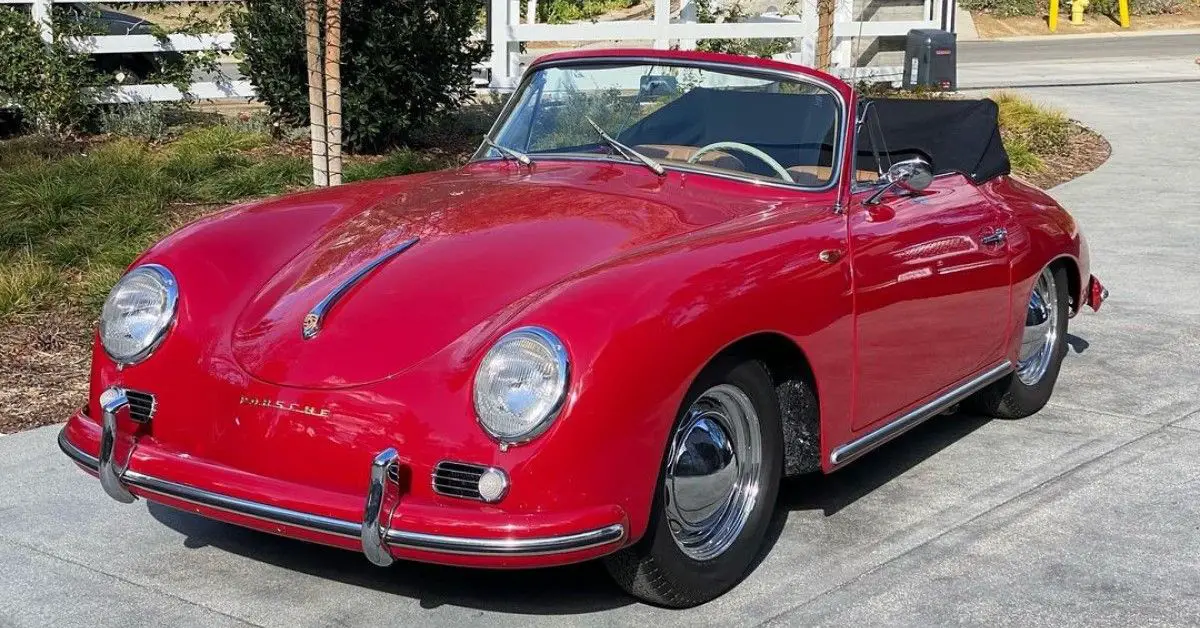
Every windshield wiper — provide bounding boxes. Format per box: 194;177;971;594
481;135;532;167
584;116;665;176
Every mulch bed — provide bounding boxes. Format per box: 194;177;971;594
0;310;91;434
1018;120;1112;189
0;121;1113;435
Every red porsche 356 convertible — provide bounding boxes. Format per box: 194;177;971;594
60;48;1105;607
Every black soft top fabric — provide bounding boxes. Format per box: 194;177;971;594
859;97;1010;183
606;88;1010;184
617;87;841;177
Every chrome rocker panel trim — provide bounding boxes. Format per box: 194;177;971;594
829;361;1014;467
58;428;626;559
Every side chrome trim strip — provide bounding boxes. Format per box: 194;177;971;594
303;237;419;339
58;429;625;559
829;361;1014;467
385;524;626;556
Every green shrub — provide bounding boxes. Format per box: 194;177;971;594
535;0;636;23
232;0;488;153
695;0;797;59
0;7;110;136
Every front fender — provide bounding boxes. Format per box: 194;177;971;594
512;206;853;541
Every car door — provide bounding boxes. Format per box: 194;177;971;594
848;174;1011;431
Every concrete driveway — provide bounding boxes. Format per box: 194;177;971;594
3;82;1199;627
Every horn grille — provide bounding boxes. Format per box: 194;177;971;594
432;461;490;501
125;390;156;423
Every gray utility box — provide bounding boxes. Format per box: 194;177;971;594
903;29;957;91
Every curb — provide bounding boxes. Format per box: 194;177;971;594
960;76;1200;89
978;27;1200;42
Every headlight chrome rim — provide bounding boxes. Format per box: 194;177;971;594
99;264;179;366
472;326;570;445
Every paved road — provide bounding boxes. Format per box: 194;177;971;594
958;30;1200;63
2;82;1199;626
957;31;1200;87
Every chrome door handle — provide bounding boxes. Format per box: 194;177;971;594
981;227;1008;246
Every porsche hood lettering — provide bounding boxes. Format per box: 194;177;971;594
239;396;331;417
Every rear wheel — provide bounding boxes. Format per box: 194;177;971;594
969;264;1070;418
604;357;783;608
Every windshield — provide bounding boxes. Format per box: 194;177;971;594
480;61;843;187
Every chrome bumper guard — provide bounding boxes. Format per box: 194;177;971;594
98;387;137;504
61;396;625;561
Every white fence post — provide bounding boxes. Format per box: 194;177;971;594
653;0;670;49
489;0;515;87
526;0;537;24
678;0;696;50
31;0;52;43
798;0;819;68
831;0;854;71
508;0;522;81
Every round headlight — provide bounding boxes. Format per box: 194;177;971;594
473;327;569;443
99;264;179;365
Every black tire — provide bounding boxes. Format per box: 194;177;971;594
969;264;1070;419
604;357;784;608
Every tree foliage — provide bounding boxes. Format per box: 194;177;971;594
233;0;489;153
0;7;110;136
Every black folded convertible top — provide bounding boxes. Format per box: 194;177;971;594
859;97;1010;184
613;87;1011;184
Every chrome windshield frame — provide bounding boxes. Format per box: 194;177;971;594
472;56;849;193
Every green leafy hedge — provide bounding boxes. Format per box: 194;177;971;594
233;0;488;153
0;7;109;136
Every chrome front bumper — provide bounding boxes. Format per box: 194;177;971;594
60;388;625;563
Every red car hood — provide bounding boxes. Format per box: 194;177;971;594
230;167;720;389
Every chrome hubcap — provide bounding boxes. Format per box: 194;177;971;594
1017;268;1059;385
664;384;763;561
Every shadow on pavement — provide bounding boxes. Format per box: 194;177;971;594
148;411;993;614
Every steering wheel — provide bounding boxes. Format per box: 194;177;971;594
687;142;794;183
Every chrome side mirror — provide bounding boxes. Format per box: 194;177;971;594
865;157;934;205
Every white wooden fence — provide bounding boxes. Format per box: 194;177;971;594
0;0;254;103
1;0;956;104
487;0;958;87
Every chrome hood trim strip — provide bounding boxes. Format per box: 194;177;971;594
58;429;625;558
303;237;419;340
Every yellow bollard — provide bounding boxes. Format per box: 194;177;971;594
1118;0;1130;27
1070;0;1088;24
1049;0;1059;31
